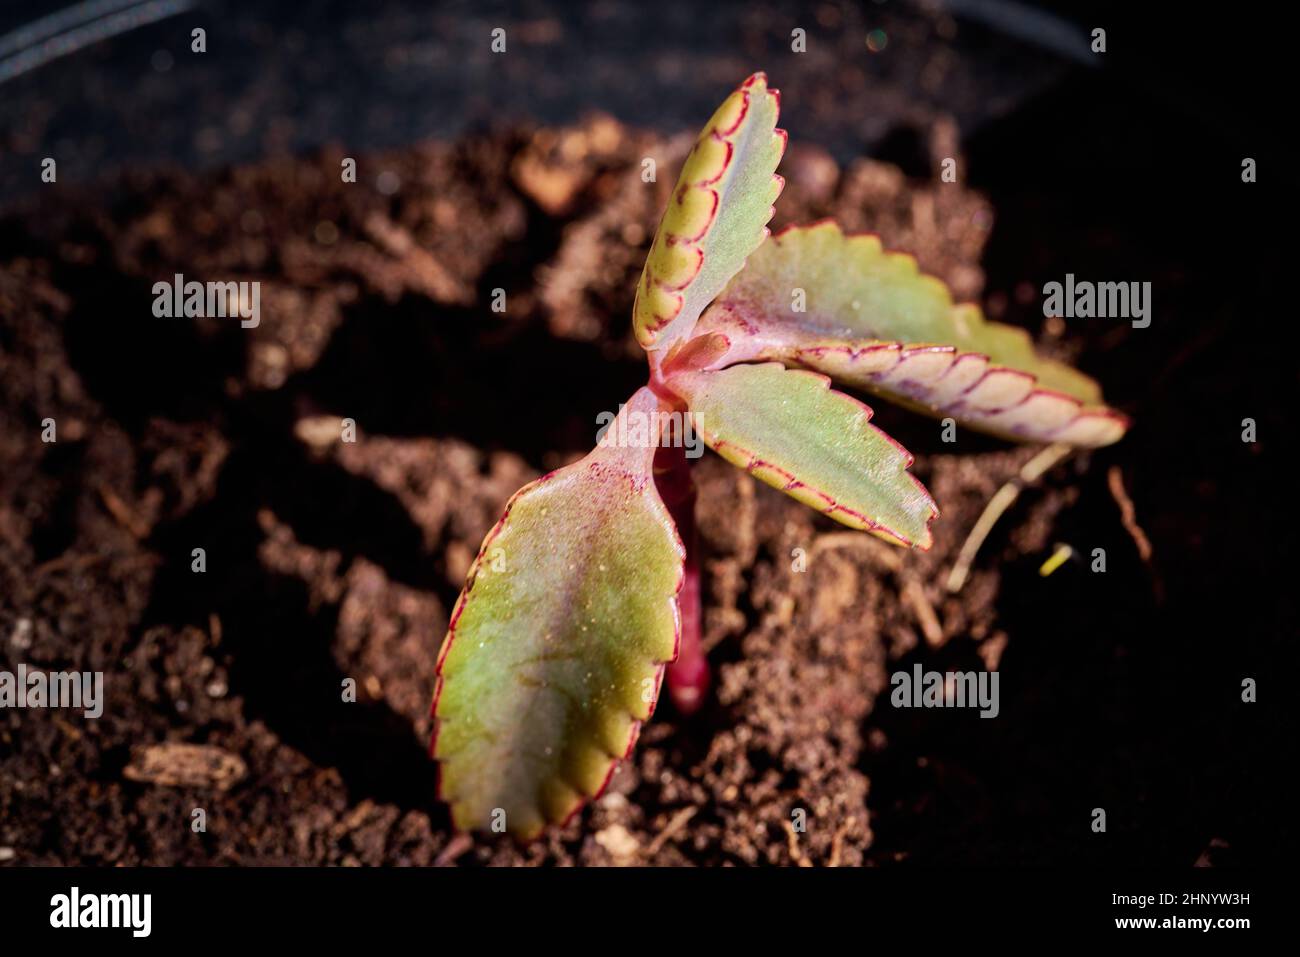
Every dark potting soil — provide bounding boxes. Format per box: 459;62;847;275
0;101;1286;866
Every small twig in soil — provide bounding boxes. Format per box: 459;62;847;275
946;442;1073;593
828;819;853;868
810;531;904;571
782;819;813;867
97;484;151;539
32;552;108;577
434;832;474;867
644;806;698;858
53;716;83;742
699;625;728;655
902;578;945;647
1107;466;1153;562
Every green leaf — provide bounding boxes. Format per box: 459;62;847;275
432;388;683;838
696;222;1129;446
633;72;786;351
669;362;937;548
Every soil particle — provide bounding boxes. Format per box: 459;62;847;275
123;742;248;791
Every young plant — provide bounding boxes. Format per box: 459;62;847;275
430;73;1128;839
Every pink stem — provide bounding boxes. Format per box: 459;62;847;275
655;443;708;715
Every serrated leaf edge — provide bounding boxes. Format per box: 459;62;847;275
429;436;685;839
634;72;787;349
789;339;1131;447
705;220;1130;447
675;363;938;549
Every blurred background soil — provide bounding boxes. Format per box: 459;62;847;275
0;1;1289;865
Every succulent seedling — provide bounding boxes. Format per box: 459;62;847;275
430;73;1128;839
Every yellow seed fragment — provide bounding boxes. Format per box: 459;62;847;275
1038;544;1073;577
